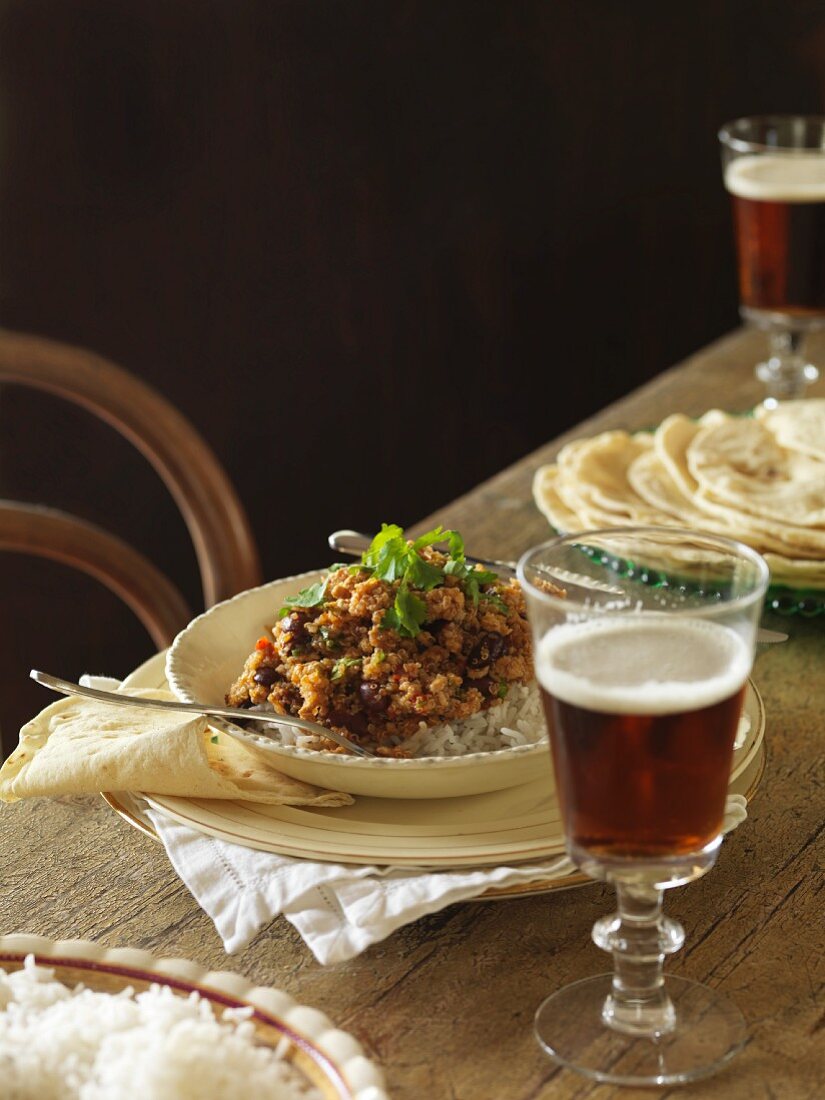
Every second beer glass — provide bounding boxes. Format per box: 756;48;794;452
719;114;825;403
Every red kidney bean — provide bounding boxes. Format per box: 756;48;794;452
468;675;495;697
253;665;278;687
280;613;308;642
328;709;370;737
359;680;390;714
466;632;505;669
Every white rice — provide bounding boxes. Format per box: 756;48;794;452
263;680;548;757
400;681;547;757
0;956;321;1099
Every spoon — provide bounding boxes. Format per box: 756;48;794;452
30;670;377;758
328;528;518;577
327;530;788;644
327;528;628;593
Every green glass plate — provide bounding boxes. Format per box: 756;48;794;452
546;530;825;619
545;406;825;619
762;584;825;618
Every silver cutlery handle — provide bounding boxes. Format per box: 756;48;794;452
29;670;375;758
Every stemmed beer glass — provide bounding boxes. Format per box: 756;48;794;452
518;528;769;1086
719;114;825;404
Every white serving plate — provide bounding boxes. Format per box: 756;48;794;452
0;934;388;1099
165;570;549;799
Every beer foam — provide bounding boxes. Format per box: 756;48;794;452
536;616;751;716
725;153;825;202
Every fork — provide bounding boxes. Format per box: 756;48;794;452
30;670;377;758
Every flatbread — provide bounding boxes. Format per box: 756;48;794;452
0;688;354;806
531;408;825;588
554;431;662;522
762;552;825;588
654;411;728;498
755;398;825;461
691;486;825;555
532;465;584;534
628;448;733;531
687;417;825;529
652;413;825;555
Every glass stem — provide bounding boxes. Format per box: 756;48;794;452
755;328;819;402
592;882;685;1038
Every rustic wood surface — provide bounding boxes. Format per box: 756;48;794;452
1;327;823;1099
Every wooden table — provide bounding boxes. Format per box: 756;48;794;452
2;328;823;1099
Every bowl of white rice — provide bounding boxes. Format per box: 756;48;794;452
202;679;551;799
0;934;388;1100
164;572;551;800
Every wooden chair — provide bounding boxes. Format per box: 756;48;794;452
0;502;193;650
0;327;262;754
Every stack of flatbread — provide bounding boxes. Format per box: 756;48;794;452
533;399;825;590
0;688;353;807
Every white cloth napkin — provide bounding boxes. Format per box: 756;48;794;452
144;808;577;964
139;794;748;966
81;675;749;965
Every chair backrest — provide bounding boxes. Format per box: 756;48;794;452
0;327;262;756
0;501;192;649
0;327;262;608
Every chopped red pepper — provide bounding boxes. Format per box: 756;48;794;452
255;637;275;654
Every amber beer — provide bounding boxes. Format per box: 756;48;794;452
725;153;825;318
536;617;750;860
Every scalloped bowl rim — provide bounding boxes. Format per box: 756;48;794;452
0;933;388;1100
165;569;548;772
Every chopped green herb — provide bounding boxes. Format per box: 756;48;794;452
357;523;509;634
361;523;408;580
496;682;509;699
361;524;446;591
380;583;428;638
331;656;362;681
484;592;509;614
445;558;498;608
279;579;328;618
210;733;219;744
317;626;340;650
405;552;444;591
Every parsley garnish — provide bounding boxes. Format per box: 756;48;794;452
361;523;506;636
444;558;498;607
380;583;428;637
278;579;328;618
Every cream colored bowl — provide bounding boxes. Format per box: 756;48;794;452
0;934;387;1099
165;571;550;800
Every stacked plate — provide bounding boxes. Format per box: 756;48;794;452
103;574;767;893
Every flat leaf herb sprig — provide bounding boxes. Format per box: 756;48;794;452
279;524;506;638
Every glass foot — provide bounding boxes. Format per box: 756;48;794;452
534;973;747;1087
750;323;820;404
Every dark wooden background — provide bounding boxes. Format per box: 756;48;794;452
1;0;824;747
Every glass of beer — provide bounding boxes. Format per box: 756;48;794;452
518;527;769;1086
719;114;825;404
